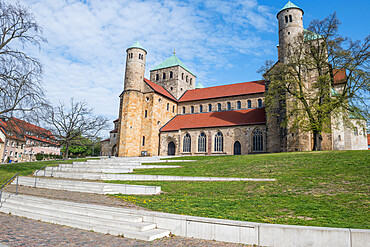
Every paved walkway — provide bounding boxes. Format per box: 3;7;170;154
0;213;250;246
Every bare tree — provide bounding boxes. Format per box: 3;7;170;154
263;13;369;151
44;98;109;159
0;1;48;120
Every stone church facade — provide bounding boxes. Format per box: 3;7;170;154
112;1;367;157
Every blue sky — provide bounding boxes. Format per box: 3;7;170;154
20;0;369;131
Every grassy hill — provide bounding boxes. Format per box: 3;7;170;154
108;150;370;229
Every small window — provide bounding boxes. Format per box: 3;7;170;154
156;74;159;81
288;32;290;35
182;107;186;114
338;135;341;141
199;105;203;112
289;15;292;22
170;71;173;78
285;16;288;23
354;127;358;136
142;136;145;146
170;87;173;91
208;104;212;112
258;99;262;108
182;73;184;80
157;121;161;126
186;76;188;82
163;73;166;80
237;101;241;109
167;103;169;111
138;54;141;59
217;103;221;111
158;98;162;103
247;100;252;108
191;106;194;113
227;102;231;110
172;106;175;113
144;110;147;117
145;97;149;102
190;78;192;85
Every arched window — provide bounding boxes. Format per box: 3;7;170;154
199;105;203;113
214;132;223;152
167;103;169;111
285;16;288;23
289;15;292;22
237;101;241;109
217;103;221;111
258;99;262;108
247;100;252;108
138;54;141;59
253;129;263;152
163;73;166;80
191;106;194;113
198;133;206;152
170;71;173;78
156;74;159;81
183;133;191;153
182;107;186;114
186;76;188;82
227;102;231;110
190;78;192;85
208;104;212;112
144;110;147;118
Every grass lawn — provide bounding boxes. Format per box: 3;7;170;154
107;150;370;229
0;158;91;185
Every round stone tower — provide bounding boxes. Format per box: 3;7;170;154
277;1;304;63
124;41;147;92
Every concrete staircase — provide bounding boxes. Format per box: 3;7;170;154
14;176;161;195
0;193;170;241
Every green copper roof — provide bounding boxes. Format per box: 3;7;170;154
195;82;205;89
150;54;195;76
127;41;146;52
304;29;323;41
331;87;339;96
278;1;303;16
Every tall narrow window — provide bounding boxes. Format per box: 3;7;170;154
182;73;184;80
285;16;288;23
258;99;262;108
247;100;251;108
217;103;221;111
182;107;186;114
214;132;223;152
289;15;292;22
237;101;241;109
208;104;212;112
354;127;358;136
191;106;194;113
142;136;145;146
183;133;191;153
227;102;231;110
173;106;175;113
198;133;206;152
170;71;173;78
253;129;263;152
144;110;147;117
199;105;203;113
167;103;169;111
186;76;188;82
138;54;141;59
190;78;192;85
163;73;166;80
156;74;159;81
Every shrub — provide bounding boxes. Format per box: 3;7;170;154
35;153;44;161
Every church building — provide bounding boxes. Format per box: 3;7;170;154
112;1;367;157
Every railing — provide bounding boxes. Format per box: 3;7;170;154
34;165;47;187
0;172;20;208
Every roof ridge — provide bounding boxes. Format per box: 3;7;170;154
150;54;195;76
186;80;265;92
144;78;178;102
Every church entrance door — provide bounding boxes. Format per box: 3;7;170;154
168;141;175;156
234;141;241;155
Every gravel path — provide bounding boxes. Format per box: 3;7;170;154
1;186;252;246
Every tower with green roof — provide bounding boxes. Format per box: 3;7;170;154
277;1;304;63
124;41;147;92
150;52;196;99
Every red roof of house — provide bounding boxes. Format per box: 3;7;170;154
113;118;119;122
178;80;265;102
110;129;118;133
144;78;177;101
101;138;110;142
161;108;266;132
333;68;347;84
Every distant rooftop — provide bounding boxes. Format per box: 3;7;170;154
304;29;323;41
151;54;195;76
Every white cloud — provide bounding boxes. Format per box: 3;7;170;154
19;0;276;129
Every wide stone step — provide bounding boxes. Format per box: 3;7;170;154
56;164;180;170
0;193;170;241
44;167;133;173
38;171;275;182
14;177;161;195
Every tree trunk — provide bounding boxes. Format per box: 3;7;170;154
312;131;323;151
64;143;69;160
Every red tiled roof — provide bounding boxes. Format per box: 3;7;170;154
178;80;265;102
0;137;3;143
110;129;118;133
144;78;177;101
161;108;266;132
113;118;119;122
101;138;110;142
333;68;346;84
